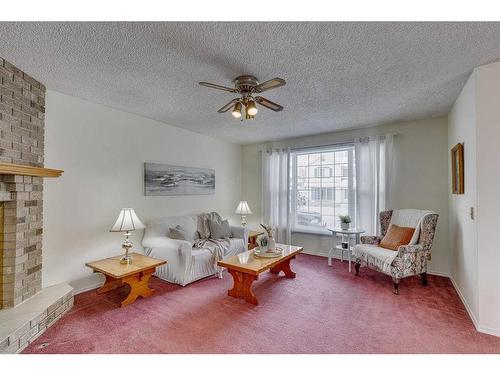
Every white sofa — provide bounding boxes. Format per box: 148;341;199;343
142;214;248;286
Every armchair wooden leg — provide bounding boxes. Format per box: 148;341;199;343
421;272;428;286
392;277;400;295
354;262;360;276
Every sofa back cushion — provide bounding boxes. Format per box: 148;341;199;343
209;219;231;239
390;208;433;244
380;224;415;251
145;215;198;243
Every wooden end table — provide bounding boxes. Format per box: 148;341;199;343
218;244;303;305
247;230;265;250
86;252;166;307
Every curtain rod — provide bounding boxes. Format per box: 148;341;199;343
290;141;354;152
290;132;399;152
257;132;399;154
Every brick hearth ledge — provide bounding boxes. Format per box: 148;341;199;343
0;283;73;353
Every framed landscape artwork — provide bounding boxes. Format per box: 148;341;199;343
451;143;464;194
144;162;215;196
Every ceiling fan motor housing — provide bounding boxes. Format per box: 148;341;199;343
234;75;259;93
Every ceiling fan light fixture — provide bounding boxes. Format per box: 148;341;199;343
231;102;242;118
199;75;285;121
246;100;258;116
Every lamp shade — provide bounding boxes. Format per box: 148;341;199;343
235;201;252;215
110;208;146;232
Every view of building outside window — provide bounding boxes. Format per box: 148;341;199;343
292;146;355;231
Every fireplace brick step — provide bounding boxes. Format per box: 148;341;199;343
0;283;73;354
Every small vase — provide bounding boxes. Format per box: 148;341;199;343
341;222;350;230
267;237;276;252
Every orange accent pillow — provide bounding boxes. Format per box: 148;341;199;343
379;224;415;251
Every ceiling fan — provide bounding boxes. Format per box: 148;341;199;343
199;75;286;120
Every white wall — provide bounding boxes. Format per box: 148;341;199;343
448;61;500;337
475;62;500;335
42;90;242;289
448;71;478;324
242;117;450;275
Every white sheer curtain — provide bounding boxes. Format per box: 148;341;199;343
261;148;291;243
354;134;394;235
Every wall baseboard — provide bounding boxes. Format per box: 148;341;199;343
449;276;480;332
427;270;450;278
301;249;329;258
70;273;104;295
477;324;500;337
301;249;354;262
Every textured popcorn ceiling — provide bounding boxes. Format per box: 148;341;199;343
1;22;499;144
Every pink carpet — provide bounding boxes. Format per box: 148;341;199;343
23;254;500;354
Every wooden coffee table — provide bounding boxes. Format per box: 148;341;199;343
218;244;303;305
86;252;166;307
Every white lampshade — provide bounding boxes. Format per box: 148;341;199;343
110;208;146;232
235;201;252;215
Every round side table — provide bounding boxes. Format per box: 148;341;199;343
327;228;365;272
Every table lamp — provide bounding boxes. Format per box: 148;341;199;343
110;208;146;264
235;201;252;226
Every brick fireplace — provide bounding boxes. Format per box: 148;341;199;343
0;57;73;353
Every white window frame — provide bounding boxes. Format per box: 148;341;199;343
290;144;356;235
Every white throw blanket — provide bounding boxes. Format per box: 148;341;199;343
194;212;230;265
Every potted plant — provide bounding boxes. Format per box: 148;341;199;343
339;215;352;230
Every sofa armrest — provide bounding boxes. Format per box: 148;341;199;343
231;226;249;247
396;244;423;256
142;236;192;256
361;235;382;245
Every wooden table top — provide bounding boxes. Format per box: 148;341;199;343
218;244;303;276
85;252;166;279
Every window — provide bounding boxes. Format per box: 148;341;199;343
311;187;334;201
291;145;356;233
313;167;332;178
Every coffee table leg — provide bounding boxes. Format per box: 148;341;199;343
269;255;296;278
120;268;155;307
97;274;123;294
227;269;258;305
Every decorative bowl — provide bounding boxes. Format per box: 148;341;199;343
253;247;283;258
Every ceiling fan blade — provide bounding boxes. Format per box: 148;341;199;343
199;81;237;93
217;98;240;113
255;96;284;112
254;78;286;93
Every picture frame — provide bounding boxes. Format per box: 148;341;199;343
144;162;215;196
451;143;464;194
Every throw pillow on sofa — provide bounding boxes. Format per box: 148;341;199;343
209;219;231;239
168;225;188;241
197;212;223;239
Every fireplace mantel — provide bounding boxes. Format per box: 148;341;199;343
0;162;63;178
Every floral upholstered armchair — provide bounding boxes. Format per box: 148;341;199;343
353;209;438;294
